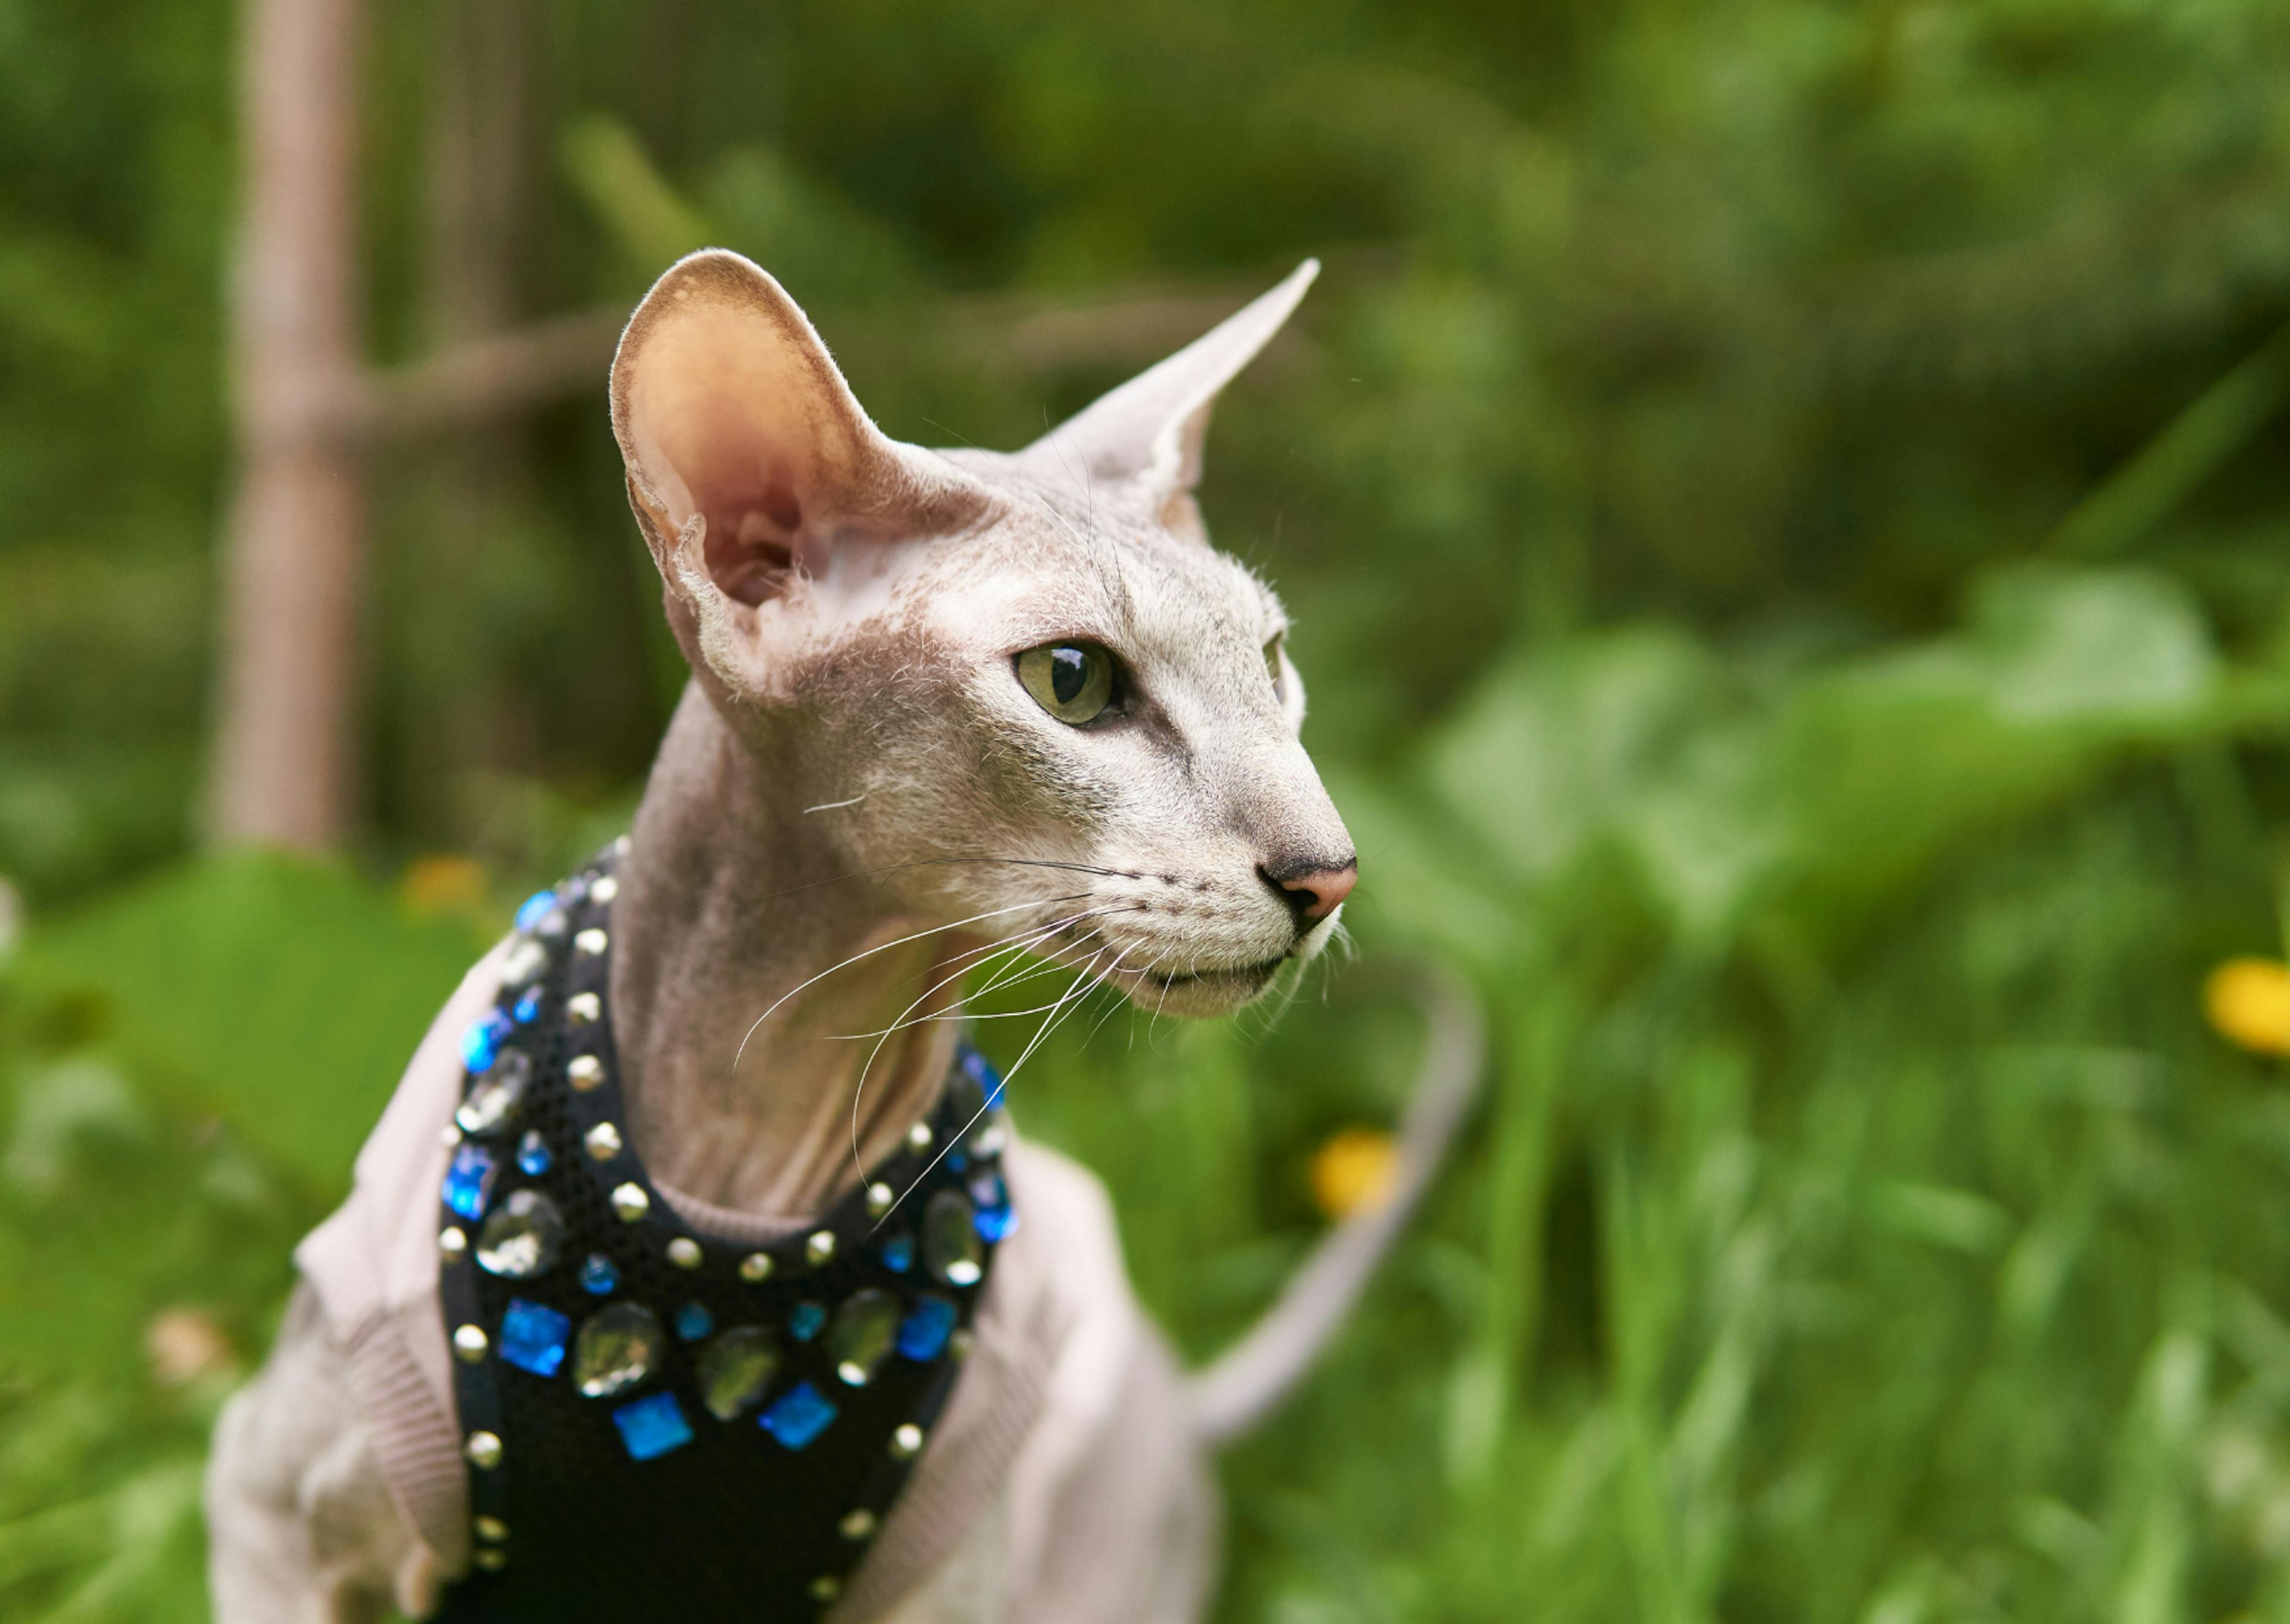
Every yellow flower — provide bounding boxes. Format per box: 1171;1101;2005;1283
2205;957;2290;1056
1311;1127;1398;1219
400;854;490;921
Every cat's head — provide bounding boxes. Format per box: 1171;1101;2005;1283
609;250;1353;1016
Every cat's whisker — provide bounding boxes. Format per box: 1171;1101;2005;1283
732;892;1093;1072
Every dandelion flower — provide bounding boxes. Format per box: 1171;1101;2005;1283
2204;956;2290;1056
1311;1127;1398;1219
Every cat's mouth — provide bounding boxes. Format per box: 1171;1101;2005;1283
1137;953;1289;994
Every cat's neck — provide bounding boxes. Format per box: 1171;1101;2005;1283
606;683;958;1217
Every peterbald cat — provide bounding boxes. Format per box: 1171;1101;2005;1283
205;250;1480;1623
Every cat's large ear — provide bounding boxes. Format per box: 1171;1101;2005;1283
1014;259;1318;534
610;250;998;687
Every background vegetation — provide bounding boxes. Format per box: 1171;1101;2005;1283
8;0;2290;1618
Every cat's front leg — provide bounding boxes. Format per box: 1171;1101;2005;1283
206;1285;437;1624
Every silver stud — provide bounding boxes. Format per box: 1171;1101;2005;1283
440;1226;469;1263
890;1422;924;1458
453;1324;490;1363
568;1055;605;1090
738;1251;775;1283
806;1230;837;1266
441;1123;463;1148
666;1236;704;1270
574;928;608;956
905;1121;934;1152
474;1515;508;1542
473;1548;508;1572
465;1430;503;1469
500;937;549;987
590;875;618;904
865;1182;895;1219
613;835;633;856
840;1507;877;1541
566;991;602;1025
809;1576;842;1604
584;1122;623;1161
611;1182;650;1222
973;1123;1008;1158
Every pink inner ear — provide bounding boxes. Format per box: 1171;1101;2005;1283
674;393;819;605
703;481;806;606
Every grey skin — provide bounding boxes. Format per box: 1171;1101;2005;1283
204;252;1472;1624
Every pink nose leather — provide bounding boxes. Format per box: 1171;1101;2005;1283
1279;863;1357;923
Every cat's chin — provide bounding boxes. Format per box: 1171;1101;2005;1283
1115;954;1290;1018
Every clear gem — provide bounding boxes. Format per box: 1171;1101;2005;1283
474;1515;508;1542
499;1298;572;1377
535;907;569;940
441;1123;463;1148
465;1430;503;1468
789;1301;826;1342
568;1055;605;1091
806;1230;836;1266
440;1226;468;1263
611;1182;649;1222
890;1422;924;1459
453;1323;489;1363
906;1121;934;1151
500;938;549;988
614;834;632;856
573;1302;663;1397
612;1391;694;1461
442;1143;498;1221
923;1190;983;1286
516;1130;552;1176
831;1290;900;1387
666;1236;703;1270
561;874;590;904
760;1381;839;1450
584;1121;622;1160
971;1119;1009;1159
866;1182;894;1218
460;1011;512;1074
476;1189;565;1279
566;991;601;1025
590;876;619;904
456;1049;531;1136
880;1232;914;1273
574;928;608;956
738;1251;775;1283
697;1326;779;1420
580;1253;619;1294
897;1296;958;1363
514;890;557;932
840;1508;877;1541
676;1301;714;1341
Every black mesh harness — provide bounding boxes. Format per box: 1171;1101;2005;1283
431;841;1011;1620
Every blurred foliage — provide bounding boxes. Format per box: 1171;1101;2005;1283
10;0;2290;1618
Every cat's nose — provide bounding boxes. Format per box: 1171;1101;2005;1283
1260;856;1357;927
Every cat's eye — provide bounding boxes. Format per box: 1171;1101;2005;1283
1016;643;1116;725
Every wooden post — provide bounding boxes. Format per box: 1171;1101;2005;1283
207;0;367;850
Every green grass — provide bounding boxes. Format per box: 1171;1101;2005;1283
8;563;2290;1621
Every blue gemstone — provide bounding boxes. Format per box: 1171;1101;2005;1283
499;1298;572;1377
517;1130;552;1176
976;1204;1019;1242
676;1303;714;1341
612;1391;695;1461
460;1011;513;1074
514;890;558;932
898;1296;958;1362
760;1381;838;1451
442;1143;498;1220
512;989;543;1025
881;1232;914;1273
961;1047;1005;1107
788;1301;826;1342
945;1152;969;1174
580;1253;620;1295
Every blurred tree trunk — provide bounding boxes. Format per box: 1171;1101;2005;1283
207;0;367;850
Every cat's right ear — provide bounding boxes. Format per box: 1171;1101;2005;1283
609;250;997;692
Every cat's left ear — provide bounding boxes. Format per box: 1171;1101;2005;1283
1016;260;1318;534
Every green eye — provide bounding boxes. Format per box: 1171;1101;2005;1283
1017;643;1116;724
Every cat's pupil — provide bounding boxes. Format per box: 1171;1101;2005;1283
1050;647;1089;705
